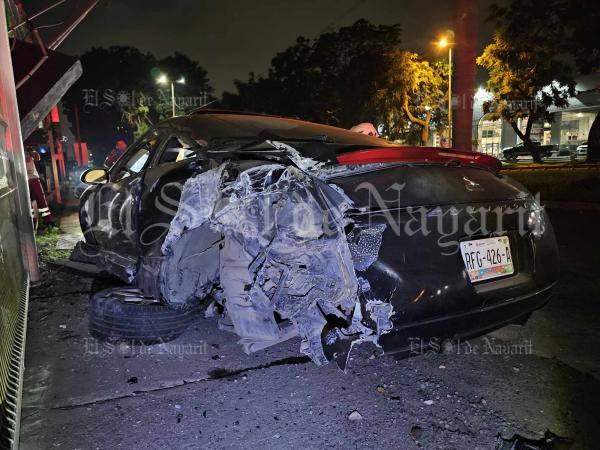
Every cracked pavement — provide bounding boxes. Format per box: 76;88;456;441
19;208;600;449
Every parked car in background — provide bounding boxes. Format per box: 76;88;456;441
576;143;588;161
502;142;557;161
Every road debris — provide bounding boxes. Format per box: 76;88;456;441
348;410;363;421
495;430;574;450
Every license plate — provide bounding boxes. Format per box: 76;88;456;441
460;236;514;282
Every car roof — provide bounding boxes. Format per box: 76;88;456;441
188;108;285;119
156;109;295;129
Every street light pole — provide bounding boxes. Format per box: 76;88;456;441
437;35;454;148
170;81;175;117
448;46;453;147
156;74;185;117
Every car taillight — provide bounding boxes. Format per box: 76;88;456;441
527;199;546;238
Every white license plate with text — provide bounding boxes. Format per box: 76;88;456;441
460;236;514;282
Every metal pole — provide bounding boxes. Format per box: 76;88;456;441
448;46;453;147
74;103;82;144
171;82;176;117
9;0;67;33
46;117;62;204
47;0;99;51
14;0;98;89
452;0;479;151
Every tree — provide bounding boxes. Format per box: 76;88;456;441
372;51;446;144
121;105;152;140
63;46;213;161
481;0;600;161
489;0;600;74
222;21;453;144
221;20;402;127
222;20;451;144
62;46;156;159
477;33;575;162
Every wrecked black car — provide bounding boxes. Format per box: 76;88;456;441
73;110;559;369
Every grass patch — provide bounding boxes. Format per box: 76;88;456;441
36;227;71;263
502;162;570;170
503;169;600;202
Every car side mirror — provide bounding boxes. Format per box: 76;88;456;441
81;168;108;184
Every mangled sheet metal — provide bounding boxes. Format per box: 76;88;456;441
495;430;574;450
160;153;393;369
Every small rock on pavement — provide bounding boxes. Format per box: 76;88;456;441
348;410;363;421
423;400;435;405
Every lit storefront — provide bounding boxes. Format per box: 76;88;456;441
472;74;600;154
558;111;597;145
477;118;503;156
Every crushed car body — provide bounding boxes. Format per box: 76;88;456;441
73;110;560;370
153;159;391;368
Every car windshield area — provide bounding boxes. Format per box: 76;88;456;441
178;113;396;151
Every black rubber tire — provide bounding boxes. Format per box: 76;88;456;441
89;287;200;343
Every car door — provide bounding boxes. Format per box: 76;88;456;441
136;130;205;257
95;130;164;259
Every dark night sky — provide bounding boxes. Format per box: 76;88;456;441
31;0;502;95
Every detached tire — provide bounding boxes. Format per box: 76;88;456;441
89;287;200;343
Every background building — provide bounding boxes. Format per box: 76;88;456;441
472;73;600;156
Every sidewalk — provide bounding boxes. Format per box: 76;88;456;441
54;208;83;249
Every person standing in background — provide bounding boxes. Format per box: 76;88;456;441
104;139;128;167
350;122;379;137
26;147;54;228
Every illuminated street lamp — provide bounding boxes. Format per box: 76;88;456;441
437;34;454;147
156;73;186;117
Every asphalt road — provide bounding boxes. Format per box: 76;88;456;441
19;207;600;450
